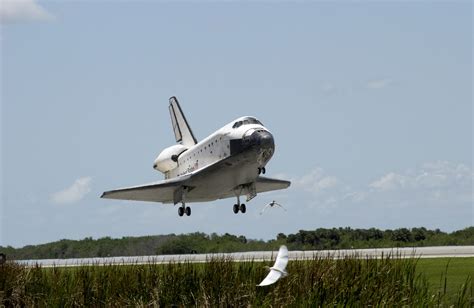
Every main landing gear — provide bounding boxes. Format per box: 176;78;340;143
258;167;266;175
233;203;246;214
176;186;191;217
178;204;191;217
232;193;246;214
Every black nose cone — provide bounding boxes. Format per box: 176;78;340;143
250;130;275;151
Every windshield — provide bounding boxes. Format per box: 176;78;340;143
232;117;263;129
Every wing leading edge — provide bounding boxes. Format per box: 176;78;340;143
100;175;190;203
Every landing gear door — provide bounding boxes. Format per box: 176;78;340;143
246;182;257;202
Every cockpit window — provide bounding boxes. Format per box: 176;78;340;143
232;117;263;129
232;121;243;129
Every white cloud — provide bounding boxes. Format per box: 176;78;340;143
340;190;367;203
366;78;392;89
0;0;54;23
369;172;408;191
318;176;339;190
51;177;92;204
290;161;472;216
417;161;471;187
294;168;340;193
370;161;472;192
366;161;473;210
291;167;352;212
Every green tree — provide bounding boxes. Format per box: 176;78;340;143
391;228;412;242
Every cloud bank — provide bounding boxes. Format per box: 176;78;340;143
0;0;54;23
293;160;472;210
51;177;92;204
368;161;472;205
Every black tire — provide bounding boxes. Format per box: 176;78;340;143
178;207;184;217
0;253;6;265
185;206;191;216
258;168;261;175
240;204;246;213
233;204;239;214
262;167;266;174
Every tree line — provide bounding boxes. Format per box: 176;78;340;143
1;227;472;260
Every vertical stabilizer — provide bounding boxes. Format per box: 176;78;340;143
168;97;198;147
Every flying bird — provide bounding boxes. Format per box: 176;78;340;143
257;245;289;286
260;200;286;215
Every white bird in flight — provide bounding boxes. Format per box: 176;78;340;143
260;200;286;215
257;245;289;286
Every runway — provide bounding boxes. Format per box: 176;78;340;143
16;246;474;268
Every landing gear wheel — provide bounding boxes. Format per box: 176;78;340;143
258;168;262;175
178;207;184;217
262;167;266;174
233;204;239;214
185;206;191;216
240;204;246;213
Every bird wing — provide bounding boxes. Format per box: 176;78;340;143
273;245;289;272
257;269;283;286
257;245;289;286
274;202;286;210
260;204;271;215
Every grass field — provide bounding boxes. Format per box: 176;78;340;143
417;257;473;304
1;255;472;306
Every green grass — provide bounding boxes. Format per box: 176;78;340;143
417;257;473;303
1;256;472;306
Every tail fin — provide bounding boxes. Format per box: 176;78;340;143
168;96;197;147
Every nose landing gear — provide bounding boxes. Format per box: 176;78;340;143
258;167;266;175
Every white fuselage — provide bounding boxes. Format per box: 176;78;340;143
154;116;274;180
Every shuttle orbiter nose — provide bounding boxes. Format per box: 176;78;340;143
250;130;275;151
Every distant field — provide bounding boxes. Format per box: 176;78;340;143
417;257;473;302
1;255;472;306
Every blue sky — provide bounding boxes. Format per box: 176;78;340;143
1;1;472;247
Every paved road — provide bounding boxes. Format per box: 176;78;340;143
15;246;474;268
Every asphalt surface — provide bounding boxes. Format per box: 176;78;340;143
14;246;474;268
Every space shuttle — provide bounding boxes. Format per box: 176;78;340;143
101;97;290;217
